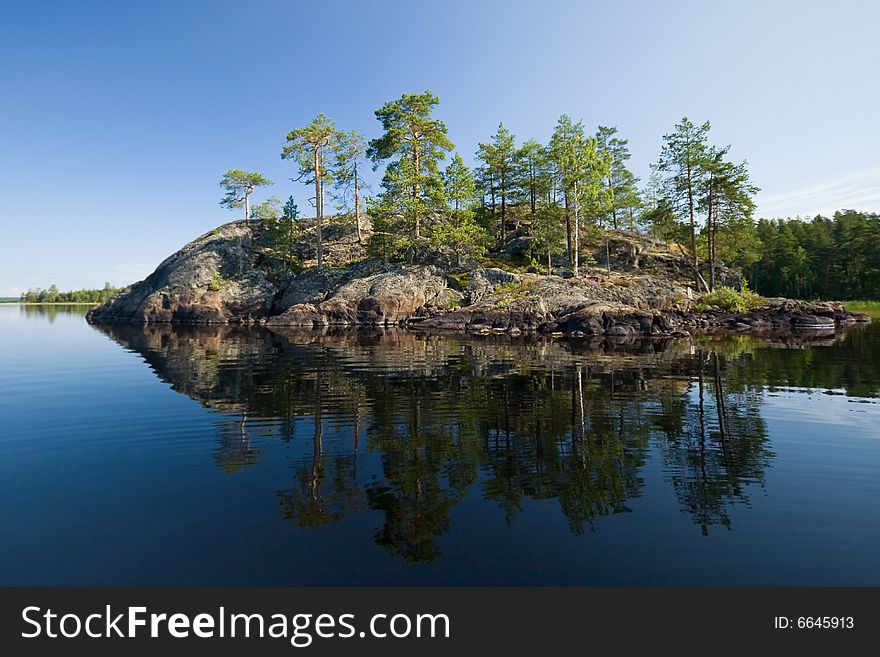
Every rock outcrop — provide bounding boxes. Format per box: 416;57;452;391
267;265;454;327
87;219;869;336
87;222;277;324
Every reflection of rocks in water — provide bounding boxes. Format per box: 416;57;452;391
92;323;861;559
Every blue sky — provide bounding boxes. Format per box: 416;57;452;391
1;0;878;294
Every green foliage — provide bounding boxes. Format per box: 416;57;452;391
367;91;454;242
264;196;303;272
331;129;368;212
449;272;470;288
694;283;763;313
250;196;282;222
539;114;611;274
368;90;453;166
476;122;518;239
365;196;413;262
596;125;641;229
494;280;538;308
219;169;273;221
549;115;609;245
751;211;880;300
208;271;224;291
657;117;711;259
282;114;344;266
530;204;567;273
20;282;122;303
445;295;461;310
515;139;553;214
281;114;341;188
432;154;489;265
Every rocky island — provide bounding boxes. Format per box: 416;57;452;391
87;219;869;337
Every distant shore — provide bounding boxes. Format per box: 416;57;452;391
0;301;99;306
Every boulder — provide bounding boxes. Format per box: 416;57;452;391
268;265;449;326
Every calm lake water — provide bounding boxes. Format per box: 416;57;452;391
1;304;879;586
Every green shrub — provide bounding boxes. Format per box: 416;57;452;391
695;283;763;313
450;272;470;288
494;280;537;308
208;271;224;291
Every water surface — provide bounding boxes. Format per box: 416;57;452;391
1;304;879;585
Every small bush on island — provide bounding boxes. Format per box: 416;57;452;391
208;271;224;291
695;282;763;313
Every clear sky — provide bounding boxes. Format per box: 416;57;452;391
2;0;878;295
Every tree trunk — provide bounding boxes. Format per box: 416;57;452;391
706;181;715;291
572;182;579;277
564;194;572;264
314;147;323;267
412;141;421;240
530;164;536;216
500;172;506;244
607;170;617;229
244;189;251;226
354;165;362;244
490;178;497;218
686;154;698;287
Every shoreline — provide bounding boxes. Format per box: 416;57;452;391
1;302;99;306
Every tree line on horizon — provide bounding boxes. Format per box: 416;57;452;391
19;282;121;304
751;210;880;300
218;90;877;299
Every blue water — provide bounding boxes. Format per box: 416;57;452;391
1;304;879;585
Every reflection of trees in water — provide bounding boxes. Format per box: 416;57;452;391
479;369;650;534
91;325;812;561
19;304;91;322
213;413;261;473
277;370;364;528
697;327;880;398
659;351;771;534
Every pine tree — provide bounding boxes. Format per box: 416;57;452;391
367;91;454;243
658;117;711;289
332;130;369;243
219;169;273;225
595;126;640;230
433;154;489;266
282;114;342;267
476;122;518;243
549;115;605;277
515;140;551;217
699;148;759;289
531;204;567;275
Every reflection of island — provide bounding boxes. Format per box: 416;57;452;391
91;323;873;561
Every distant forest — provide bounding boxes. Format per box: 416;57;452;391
18;283;122;303
751;210;880;300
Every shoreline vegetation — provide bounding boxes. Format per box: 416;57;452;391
1;301;100;305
